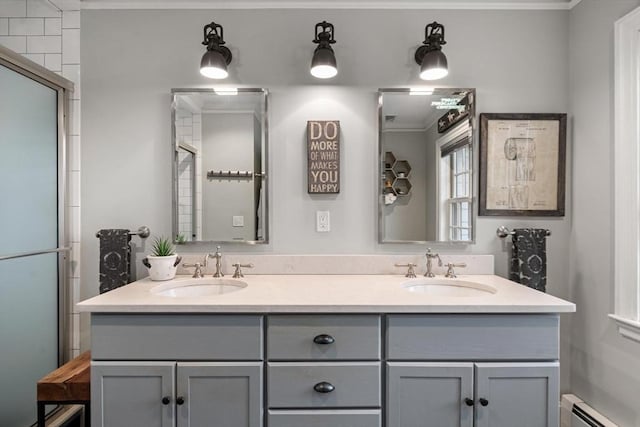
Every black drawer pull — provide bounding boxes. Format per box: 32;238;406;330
313;334;335;345
161;396;171;405
313;381;335;393
479;398;489;406
176;396;185;405
464;398;474;406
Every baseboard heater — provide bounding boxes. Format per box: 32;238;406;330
561;394;618;427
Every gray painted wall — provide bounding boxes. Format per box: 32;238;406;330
201;113;255;241
382;130;429;241
568;1;640;426
81;8;571;379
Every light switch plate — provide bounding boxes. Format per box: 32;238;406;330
232;216;244;227
316;211;330;232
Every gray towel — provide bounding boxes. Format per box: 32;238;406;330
98;229;131;294
509;228;547;293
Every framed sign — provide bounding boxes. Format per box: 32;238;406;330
437;92;470;133
479;113;566;216
307;120;340;193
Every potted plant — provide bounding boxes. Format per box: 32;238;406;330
142;236;182;281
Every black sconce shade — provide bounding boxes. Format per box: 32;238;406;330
415;21;448;80
311;21;337;79
200;21;232;79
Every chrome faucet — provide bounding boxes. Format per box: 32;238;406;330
444;262;467;278
208;246;224;277
425;248;442;277
182;262;204;279
183;256;207;278
395;263;417;278
232;263;254;278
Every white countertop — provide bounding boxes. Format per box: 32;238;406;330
77;274;576;314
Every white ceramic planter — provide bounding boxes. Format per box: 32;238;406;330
142;255;182;281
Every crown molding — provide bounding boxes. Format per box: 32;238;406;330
81;0;584;10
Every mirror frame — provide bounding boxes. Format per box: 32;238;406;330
171;87;269;245
377;88;476;244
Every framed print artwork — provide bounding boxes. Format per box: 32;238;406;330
479;113;567;216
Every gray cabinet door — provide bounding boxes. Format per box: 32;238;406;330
474;362;559;427
176;362;263;427
91;361;175;427
387;362;474;427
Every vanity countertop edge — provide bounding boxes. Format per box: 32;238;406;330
77;274;576;314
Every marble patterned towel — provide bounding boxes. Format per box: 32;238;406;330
509;228;548;293
98;229;131;294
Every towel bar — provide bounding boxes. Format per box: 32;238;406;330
496;226;551;239
95;226;150;239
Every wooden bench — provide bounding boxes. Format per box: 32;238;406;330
37;351;91;427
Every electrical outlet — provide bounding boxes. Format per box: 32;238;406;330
316;211;330;232
232;216;244;227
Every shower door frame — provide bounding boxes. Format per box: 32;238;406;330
0;44;74;365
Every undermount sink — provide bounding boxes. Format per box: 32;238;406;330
402;278;496;297
150;278;248;297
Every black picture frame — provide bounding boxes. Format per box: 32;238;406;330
479;113;567;216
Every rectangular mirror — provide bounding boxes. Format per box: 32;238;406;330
378;88;476;243
172;88;268;244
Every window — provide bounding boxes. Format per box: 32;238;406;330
612;6;640;342
441;142;472;242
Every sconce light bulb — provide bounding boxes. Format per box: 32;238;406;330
201;66;228;79
420;67;448;80
419;50;448;81
310;44;338;79
200;50;229;79
311;64;338;79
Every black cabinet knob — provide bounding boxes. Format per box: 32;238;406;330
313;381;335;393
464;398;474;406
161;396;171;405
313;334;335;345
479;398;489;406
176;396;185;405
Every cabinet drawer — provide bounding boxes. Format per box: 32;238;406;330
268;410;381;427
387;314;559;360
267;315;381;360
91;314;263;360
267;362;381;408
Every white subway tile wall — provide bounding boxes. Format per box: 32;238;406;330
44;17;61;35
176;112;204;242
44;52;61;71
0;18;9;35
0;0;81;359
0;1;26;18
193;113;202;240
10;17;44;35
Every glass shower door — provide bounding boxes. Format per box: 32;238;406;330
0;62;63;426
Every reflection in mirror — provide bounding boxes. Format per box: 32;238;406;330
172;88;268;244
378;88;475;243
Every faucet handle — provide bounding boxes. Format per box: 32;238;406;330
444;262;467;278
183;262;204;278
395;263;417;278
208;246;222;257
232;263;254;278
426;248;443;265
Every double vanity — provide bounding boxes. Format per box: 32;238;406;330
78;270;574;427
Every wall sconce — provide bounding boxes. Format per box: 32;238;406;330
414;21;448;80
200;21;232;79
310;21;338;79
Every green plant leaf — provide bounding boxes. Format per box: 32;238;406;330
151;236;176;256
